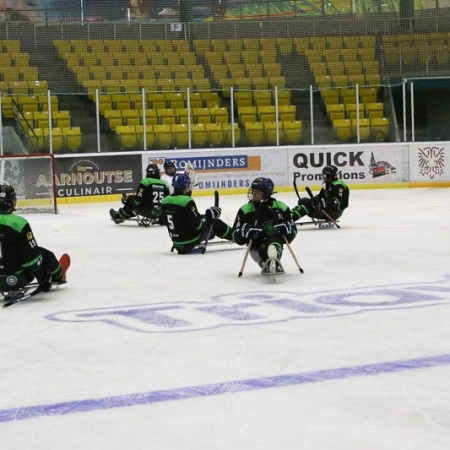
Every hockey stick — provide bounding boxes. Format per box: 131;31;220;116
2;284;43;308
282;236;304;274
238;200;264;277
305;187;341;229
267;204;304;274
200;190;219;254
294;179;316;224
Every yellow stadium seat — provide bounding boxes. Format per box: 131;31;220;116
264;122;280;145
278;105;296;122
104;110;123;131
172;124;189;149
122;109;140;126
116;125;138;149
253;91;272;107
205;123;225;147
136;124;155;150
371;117;390;141
351;118;371;142
333;119;352;142
52;110;71;128
234;91;253;108
191;123;208;147
238;106;257;124
258;105;276;122
157;108;176;125
245;122;265;146
154;124;173;149
43;127;64;152
28;127;46;152
210;107;228;124
345;103;364;120
222;123;241;147
193;107;212;124
365;102;385;119
63;127;82;151
282;121;302;144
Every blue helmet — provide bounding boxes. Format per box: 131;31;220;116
172;173;191;192
251;177;274;199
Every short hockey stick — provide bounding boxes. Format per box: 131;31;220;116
201;190;219;254
282;236;304;274
305;186;341;229
2;284;43;308
294;179;316;224
267;204;304;274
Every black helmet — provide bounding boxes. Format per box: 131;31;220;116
322;165;338;181
0;184;16;213
146;163;160;179
163;160;176;175
251;177;274;199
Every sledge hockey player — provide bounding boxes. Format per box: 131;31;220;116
292;165;349;222
110;163;170;225
161;173;232;254
161;160;199;194
0;184;70;297
233;177;297;275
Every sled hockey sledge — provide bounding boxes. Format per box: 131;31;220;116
110;209;161;228
296;219;339;229
1;254;70;308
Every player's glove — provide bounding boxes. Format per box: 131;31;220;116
274;221;292;237
310;197;322;213
206;206;221;221
240;223;262;241
39;272;52;293
328;198;340;210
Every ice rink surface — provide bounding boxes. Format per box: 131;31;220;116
1;187;450;450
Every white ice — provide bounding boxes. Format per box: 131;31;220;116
1;188;450;450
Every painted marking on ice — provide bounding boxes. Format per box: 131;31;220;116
1;354;450;423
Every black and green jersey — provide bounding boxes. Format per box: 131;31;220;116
134;177;170;210
0;213;42;275
233;197;296;245
161;193;204;249
317;179;349;211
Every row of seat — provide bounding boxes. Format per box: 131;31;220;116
0;67;39;82
310;60;380;77
115;123;241;150
320;87;379;105
64;53;197;68
103;106;229;130
238;105;296;124
27;127;82;152
217;76;287;94
193;38;278;57
97;91;220;112
210;63;282;80
0;40;21;53
326;102;385;121
0;80;48;95
333;118;390;143
277;35;377;56
17;110;72;134
314;73;382;89
11;94;59;113
55;39;192;55
383;43;450;66
244;121;302;146
234;90;292;108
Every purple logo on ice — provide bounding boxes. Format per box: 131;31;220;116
44;277;450;334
